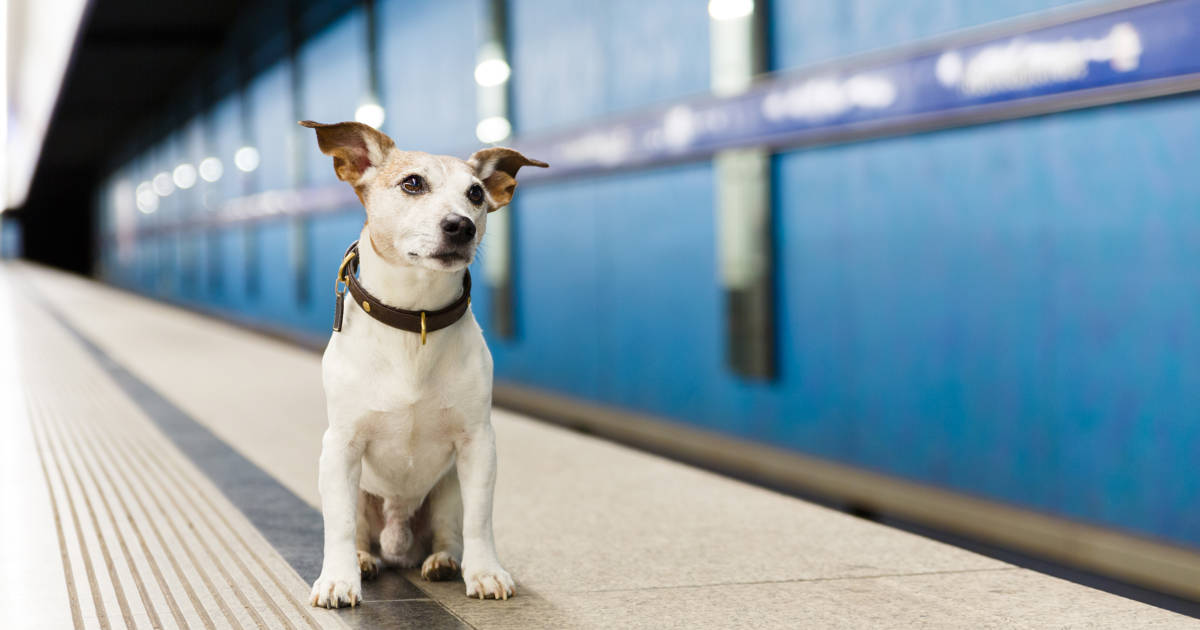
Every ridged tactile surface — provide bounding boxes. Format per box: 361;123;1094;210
3;267;346;630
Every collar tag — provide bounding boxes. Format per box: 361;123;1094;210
332;291;346;332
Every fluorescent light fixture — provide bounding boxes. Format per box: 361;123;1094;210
198;157;223;182
4;0;89;209
135;182;159;213
172;163;197;189
474;58;511;87
0;4;6;213
355;102;386;128
152;172;174;196
234;146;260;173
708;0;754;21
475;116;512;144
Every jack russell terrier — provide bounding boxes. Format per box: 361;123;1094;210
299;120;546;608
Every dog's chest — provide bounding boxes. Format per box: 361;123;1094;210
325;308;491;406
357;408;457;499
323;310;492;497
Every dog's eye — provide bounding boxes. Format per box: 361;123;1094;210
401;174;425;194
467;184;484;205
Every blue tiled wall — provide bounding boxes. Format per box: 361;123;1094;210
299;9;368;183
768;97;1200;543
509;0;711;133
770;0;1082;69
378;0;480;153
0;217;21;258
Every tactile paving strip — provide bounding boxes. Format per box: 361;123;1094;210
15;281;346;630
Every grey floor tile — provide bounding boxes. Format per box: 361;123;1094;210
338;600;472;630
363;570;434;602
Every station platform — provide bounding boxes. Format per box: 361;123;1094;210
2;261;1195;630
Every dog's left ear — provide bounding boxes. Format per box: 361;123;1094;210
467;147;548;210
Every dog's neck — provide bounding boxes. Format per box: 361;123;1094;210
356;228;465;312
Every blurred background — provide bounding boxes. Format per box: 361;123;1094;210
4;0;1199;607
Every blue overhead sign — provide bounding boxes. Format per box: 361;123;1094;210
516;0;1200;181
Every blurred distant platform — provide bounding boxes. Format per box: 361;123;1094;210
2;261;1195;629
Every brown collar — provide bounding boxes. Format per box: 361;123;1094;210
333;241;471;344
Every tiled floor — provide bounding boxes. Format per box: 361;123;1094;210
3;261;1196;629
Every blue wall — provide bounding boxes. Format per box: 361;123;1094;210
95;0;1200;549
0;216;21;258
769;99;1200;543
770;0;1082;68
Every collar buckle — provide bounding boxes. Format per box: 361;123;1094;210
335;250;356;296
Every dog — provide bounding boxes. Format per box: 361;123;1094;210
299;120;546;608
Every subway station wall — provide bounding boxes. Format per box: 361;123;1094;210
96;1;1200;549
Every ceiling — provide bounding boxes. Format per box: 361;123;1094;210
16;0;250;272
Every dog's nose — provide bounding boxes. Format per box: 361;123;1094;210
440;215;476;245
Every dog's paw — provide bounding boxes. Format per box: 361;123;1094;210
421;551;460;582
358;550;381;579
310;572;362;609
463;564;514;600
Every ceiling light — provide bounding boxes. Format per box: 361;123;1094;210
708;0;754;21
354;102;386;128
152;172;174;196
234;146;260;173
172;163;197;189
475;116;512;144
198;157;223;182
474;58;511;87
135;182;158;213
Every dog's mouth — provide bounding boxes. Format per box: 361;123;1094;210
409;249;468;264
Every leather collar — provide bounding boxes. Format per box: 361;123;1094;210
333;240;471;344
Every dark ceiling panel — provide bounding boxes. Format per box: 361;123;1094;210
87;0;246;33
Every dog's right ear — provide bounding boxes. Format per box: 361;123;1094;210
299;120;395;188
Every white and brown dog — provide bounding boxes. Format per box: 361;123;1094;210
299;120;546;608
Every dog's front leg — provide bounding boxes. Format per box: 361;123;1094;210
310;428;365;608
455;422;514;600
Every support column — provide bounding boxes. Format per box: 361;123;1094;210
477;0;516;338
288;0;310;306
709;0;774;379
237;57;260;300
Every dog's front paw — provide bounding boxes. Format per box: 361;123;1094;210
463;564;514;600
421;551;460;581
310;572;362;609
358;550;381;579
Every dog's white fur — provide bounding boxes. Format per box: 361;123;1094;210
301;120;544;607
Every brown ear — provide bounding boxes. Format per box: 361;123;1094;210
299;120;395;187
467;147;548;210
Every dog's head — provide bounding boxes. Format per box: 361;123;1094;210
300;120;547;271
